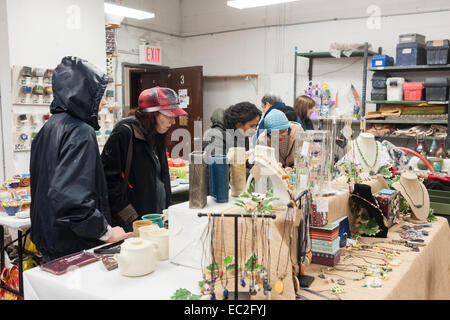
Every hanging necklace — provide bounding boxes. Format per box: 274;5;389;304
274;205;294;295
219;214;229;300
209;215;218;300
355;138;379;175
200;213;212;297
399;181;424;209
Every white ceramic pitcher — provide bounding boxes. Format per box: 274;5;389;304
114;238;158;277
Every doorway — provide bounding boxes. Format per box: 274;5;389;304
126;64;203;158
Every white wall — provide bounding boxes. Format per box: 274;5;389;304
179;0;450;126
0;0;107;176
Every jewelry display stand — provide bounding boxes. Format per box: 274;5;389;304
393;171;430;224
197;212;276;300
354;132;382;175
246;146;291;206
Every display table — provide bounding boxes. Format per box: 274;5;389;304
23;255;201;300
0;211;31;298
300;216;450;300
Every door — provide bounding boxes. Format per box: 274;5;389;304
167;66;203;159
129;67;169;111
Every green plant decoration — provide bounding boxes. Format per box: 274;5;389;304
385;175;400;190
235;187;279;215
427;208;437;222
171;288;202;300
206;262;219;271
245;253;262;272
399;196;411;216
378;164;393;179
224;256;235;271
357;210;380;236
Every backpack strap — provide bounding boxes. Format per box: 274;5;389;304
121;124;134;195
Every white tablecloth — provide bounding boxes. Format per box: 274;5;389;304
0;211;31;231
23;257;202;300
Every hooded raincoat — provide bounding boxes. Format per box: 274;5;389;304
30;56;111;260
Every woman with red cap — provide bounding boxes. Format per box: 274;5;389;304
101;87;187;231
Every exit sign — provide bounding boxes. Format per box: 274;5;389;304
139;45;162;65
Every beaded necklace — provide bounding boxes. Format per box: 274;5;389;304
355;138;379;174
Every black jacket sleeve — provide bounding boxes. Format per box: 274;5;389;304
48;127;109;239
101;124;135;218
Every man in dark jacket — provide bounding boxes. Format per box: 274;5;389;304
30;56;132;262
253;93;286;144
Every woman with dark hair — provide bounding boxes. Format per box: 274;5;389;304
101;87;187;231
203;101;262;156
293;95;316;131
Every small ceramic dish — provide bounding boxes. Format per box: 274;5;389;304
16;210;30;219
178;179;189;184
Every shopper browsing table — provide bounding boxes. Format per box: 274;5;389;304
203;102;262;157
293;95;316;131
256;109;303;167
101;87;187;232
30;57;132;262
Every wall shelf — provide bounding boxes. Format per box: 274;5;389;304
370;64;450;72
203;74;258;79
373;134;446;140
367;100;449;105
366;118;448;124
105;24;123;30
296;50;378;59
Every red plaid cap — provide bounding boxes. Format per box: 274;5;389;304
138;86;187;117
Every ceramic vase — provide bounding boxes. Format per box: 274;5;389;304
189;151;208;208
209;155;229;203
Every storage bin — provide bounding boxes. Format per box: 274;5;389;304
399;33;426;45
371;72;390;89
371;88;387;101
386;77;405;101
425;77;449;102
372;54;394;68
396;42;427;66
403;82;424;101
426;40;450;65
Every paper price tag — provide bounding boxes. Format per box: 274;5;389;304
317;199;328;213
301;142;310;157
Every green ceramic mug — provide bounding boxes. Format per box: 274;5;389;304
142;214;164;228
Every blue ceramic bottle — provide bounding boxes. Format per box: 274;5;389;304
209;155;229;203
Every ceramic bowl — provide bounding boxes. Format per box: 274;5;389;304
142;214;164;228
2;201;22;216
44;86;53;95
21;86;32;94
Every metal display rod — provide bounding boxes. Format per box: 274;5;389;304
197;212;276;300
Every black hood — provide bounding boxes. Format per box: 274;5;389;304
50;56;108;130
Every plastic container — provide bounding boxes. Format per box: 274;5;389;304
372;55;394;68
399;33;426;45
426;40;450;65
371;72;390;89
403;82;424;101
425;77;449;102
396;42;427;66
371;88;387;101
386;77;405;101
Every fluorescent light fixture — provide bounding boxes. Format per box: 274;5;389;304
104;3;155;20
227;0;299;9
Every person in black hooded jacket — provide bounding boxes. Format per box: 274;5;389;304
101;87;188;232
30;56;132;262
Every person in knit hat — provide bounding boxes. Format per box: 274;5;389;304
256;109;304;167
101;87;187;232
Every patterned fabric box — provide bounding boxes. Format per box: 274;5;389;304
311;237;340;253
311;203;328;227
312;250;341;267
375;189;401;227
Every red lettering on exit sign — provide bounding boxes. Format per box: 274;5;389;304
139;45;162;65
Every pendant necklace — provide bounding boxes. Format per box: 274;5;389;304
209;215;217;300
355;138;379;175
399;181;424;209
200;213;212;297
219;214;229;300
274;205;294;295
239;213;248;288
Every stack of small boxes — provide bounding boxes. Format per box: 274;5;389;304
310;223;341;267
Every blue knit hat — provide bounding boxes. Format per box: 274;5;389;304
264;109;290;133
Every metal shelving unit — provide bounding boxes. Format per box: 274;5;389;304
293;44;381;125
364;60;450;148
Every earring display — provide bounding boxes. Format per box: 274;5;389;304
12;65;53;106
13;112;46;152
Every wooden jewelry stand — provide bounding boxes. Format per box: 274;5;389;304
197;212;277;300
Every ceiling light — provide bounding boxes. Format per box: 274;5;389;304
104;3;155;20
227;0;299;9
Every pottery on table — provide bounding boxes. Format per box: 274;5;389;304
2;201;22;216
132;219;153;238
139;227;169;261
142;214;164;228
114;238;158;277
